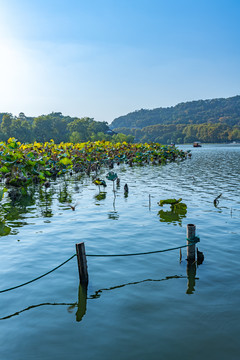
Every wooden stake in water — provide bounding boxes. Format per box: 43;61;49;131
76;242;88;285
187;224;196;263
149;194;151;210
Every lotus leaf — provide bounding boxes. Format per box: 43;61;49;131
158;198;182;206
106;171;118;181
0;166;9;173
0;188;7;201
59;158;73;166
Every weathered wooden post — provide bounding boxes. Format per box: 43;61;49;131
186;224;196;263
76;242;88;285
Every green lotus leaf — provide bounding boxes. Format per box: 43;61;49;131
172;202;187;213
39;172;46;180
27;152;35;158
0;166;9;173
0;188;7;201
158;198;182;206
59;157;73;166
106;171;118;181
8;141;18;149
26;160;36;166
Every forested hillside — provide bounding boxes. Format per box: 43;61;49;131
111;96;240;129
111;96;240;143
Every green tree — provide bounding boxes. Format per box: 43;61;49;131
10;119;32;143
1;113;13;139
32;116;55;142
69;131;85;143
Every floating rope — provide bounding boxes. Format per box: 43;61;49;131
86;244;190;257
0;240;199;294
0;254;76;294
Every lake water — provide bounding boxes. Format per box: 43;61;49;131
0;144;240;360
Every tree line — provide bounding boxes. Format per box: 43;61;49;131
0;112;134;144
113;123;240;144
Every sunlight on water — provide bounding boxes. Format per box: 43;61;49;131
0;144;240;360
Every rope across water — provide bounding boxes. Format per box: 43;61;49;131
0;239;199;294
0;254;76;294
86;244;190;257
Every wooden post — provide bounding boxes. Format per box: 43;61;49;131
76;242;88;285
187;224;196;263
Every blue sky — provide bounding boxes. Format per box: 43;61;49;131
0;0;239;123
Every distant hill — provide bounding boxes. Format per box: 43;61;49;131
110;95;240;129
110;96;240;144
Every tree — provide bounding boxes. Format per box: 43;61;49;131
10;119;32;143
1;113;13;140
32;116;55;142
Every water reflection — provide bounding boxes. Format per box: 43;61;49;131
0;220;11;236
0;187;36;234
39;188;55;218
108;211;119;220
186;263;197;295
0;275;198;321
76;284;88;322
94;192;107;201
58;182;72;204
88;275;188;299
0;301;76;320
0;181;78;235
158;207;187;226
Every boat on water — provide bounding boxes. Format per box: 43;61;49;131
193;142;202;147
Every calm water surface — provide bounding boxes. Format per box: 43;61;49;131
0;144;240;360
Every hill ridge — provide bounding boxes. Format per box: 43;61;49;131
110;95;240;129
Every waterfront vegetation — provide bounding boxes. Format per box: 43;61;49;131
0;138;189;188
0;112;134;144
0;138;189;235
